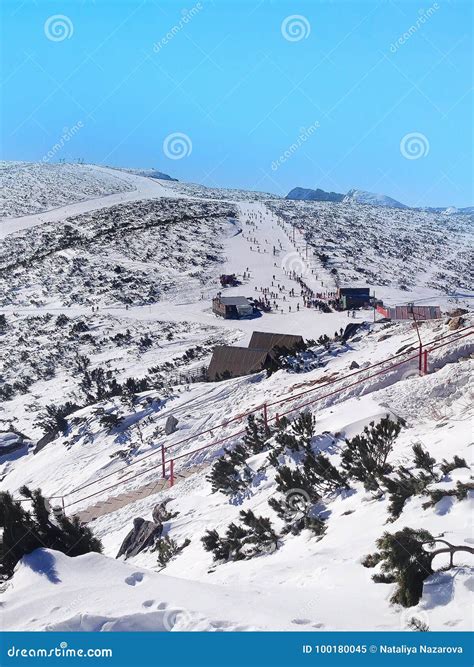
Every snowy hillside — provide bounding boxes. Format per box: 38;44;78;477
0;162;472;633
0;162;136;218
268;199;473;308
1;317;473;632
0;197;236;307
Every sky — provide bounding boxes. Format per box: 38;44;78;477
1;0;472;207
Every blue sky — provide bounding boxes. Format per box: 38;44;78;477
1;0;472;206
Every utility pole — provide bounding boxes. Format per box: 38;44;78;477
408;303;423;373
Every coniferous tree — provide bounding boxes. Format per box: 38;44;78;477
155;535;190;567
207;444;253;495
270;411;316;461
243;414;271;454
268;464;326;536
306;453;349;493
201;510;279;562
341;416;402;491
440;455;468;476
422;481;474;509
0;488;102;578
412;443;437;478
382;466;432;520
363;527;434;607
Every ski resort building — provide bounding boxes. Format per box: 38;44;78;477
248;331;304;353
376;304;441;321
208;331;304;381
337;287;371;309
212;296;254;319
207;346;271;381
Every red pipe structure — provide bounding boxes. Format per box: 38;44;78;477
56;326;473;513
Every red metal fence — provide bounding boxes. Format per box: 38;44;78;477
58;325;472;512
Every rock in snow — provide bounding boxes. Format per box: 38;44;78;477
117;518;163;559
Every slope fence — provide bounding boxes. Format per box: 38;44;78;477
37;325;473;521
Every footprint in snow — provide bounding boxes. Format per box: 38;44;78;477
142;600;155;608
291;618;311;625
463;576;474;592
156;602;168;610
125;572;145;586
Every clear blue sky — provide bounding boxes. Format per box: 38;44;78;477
1;0;472;207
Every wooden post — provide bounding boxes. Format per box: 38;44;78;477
419;345;423;375
169;459;175;487
161;444;166;478
423;350;428;375
275;413;280;426
262;403;268;430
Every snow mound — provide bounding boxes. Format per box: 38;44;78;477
1;548;264;632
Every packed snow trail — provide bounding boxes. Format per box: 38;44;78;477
0;166;179;238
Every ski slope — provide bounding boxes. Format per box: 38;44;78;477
0;164;179;239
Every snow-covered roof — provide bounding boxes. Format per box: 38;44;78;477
217;296;252;306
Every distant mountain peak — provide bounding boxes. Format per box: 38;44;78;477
285;187;344;202
343;189;407;209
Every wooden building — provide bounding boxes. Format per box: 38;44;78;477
208;331;305;381
248;331;304;353
207;346;271;381
376;304;441;321
212;296;254;319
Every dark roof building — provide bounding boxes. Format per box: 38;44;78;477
337;287;371;309
212;296;254;319
207;346;270;381
248;331;304;353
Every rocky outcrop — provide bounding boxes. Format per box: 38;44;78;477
116;502;178;559
0;430;33;456
116;518;163;559
447;316;464;331
165;415;179;435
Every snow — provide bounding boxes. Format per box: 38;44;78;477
343;189;407;209
0;164;179;238
0;162;472;633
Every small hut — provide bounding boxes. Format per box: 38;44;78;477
212;296;254;319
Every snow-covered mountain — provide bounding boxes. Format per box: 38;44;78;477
0;162;472;633
286;187;344;202
343;188;407;209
